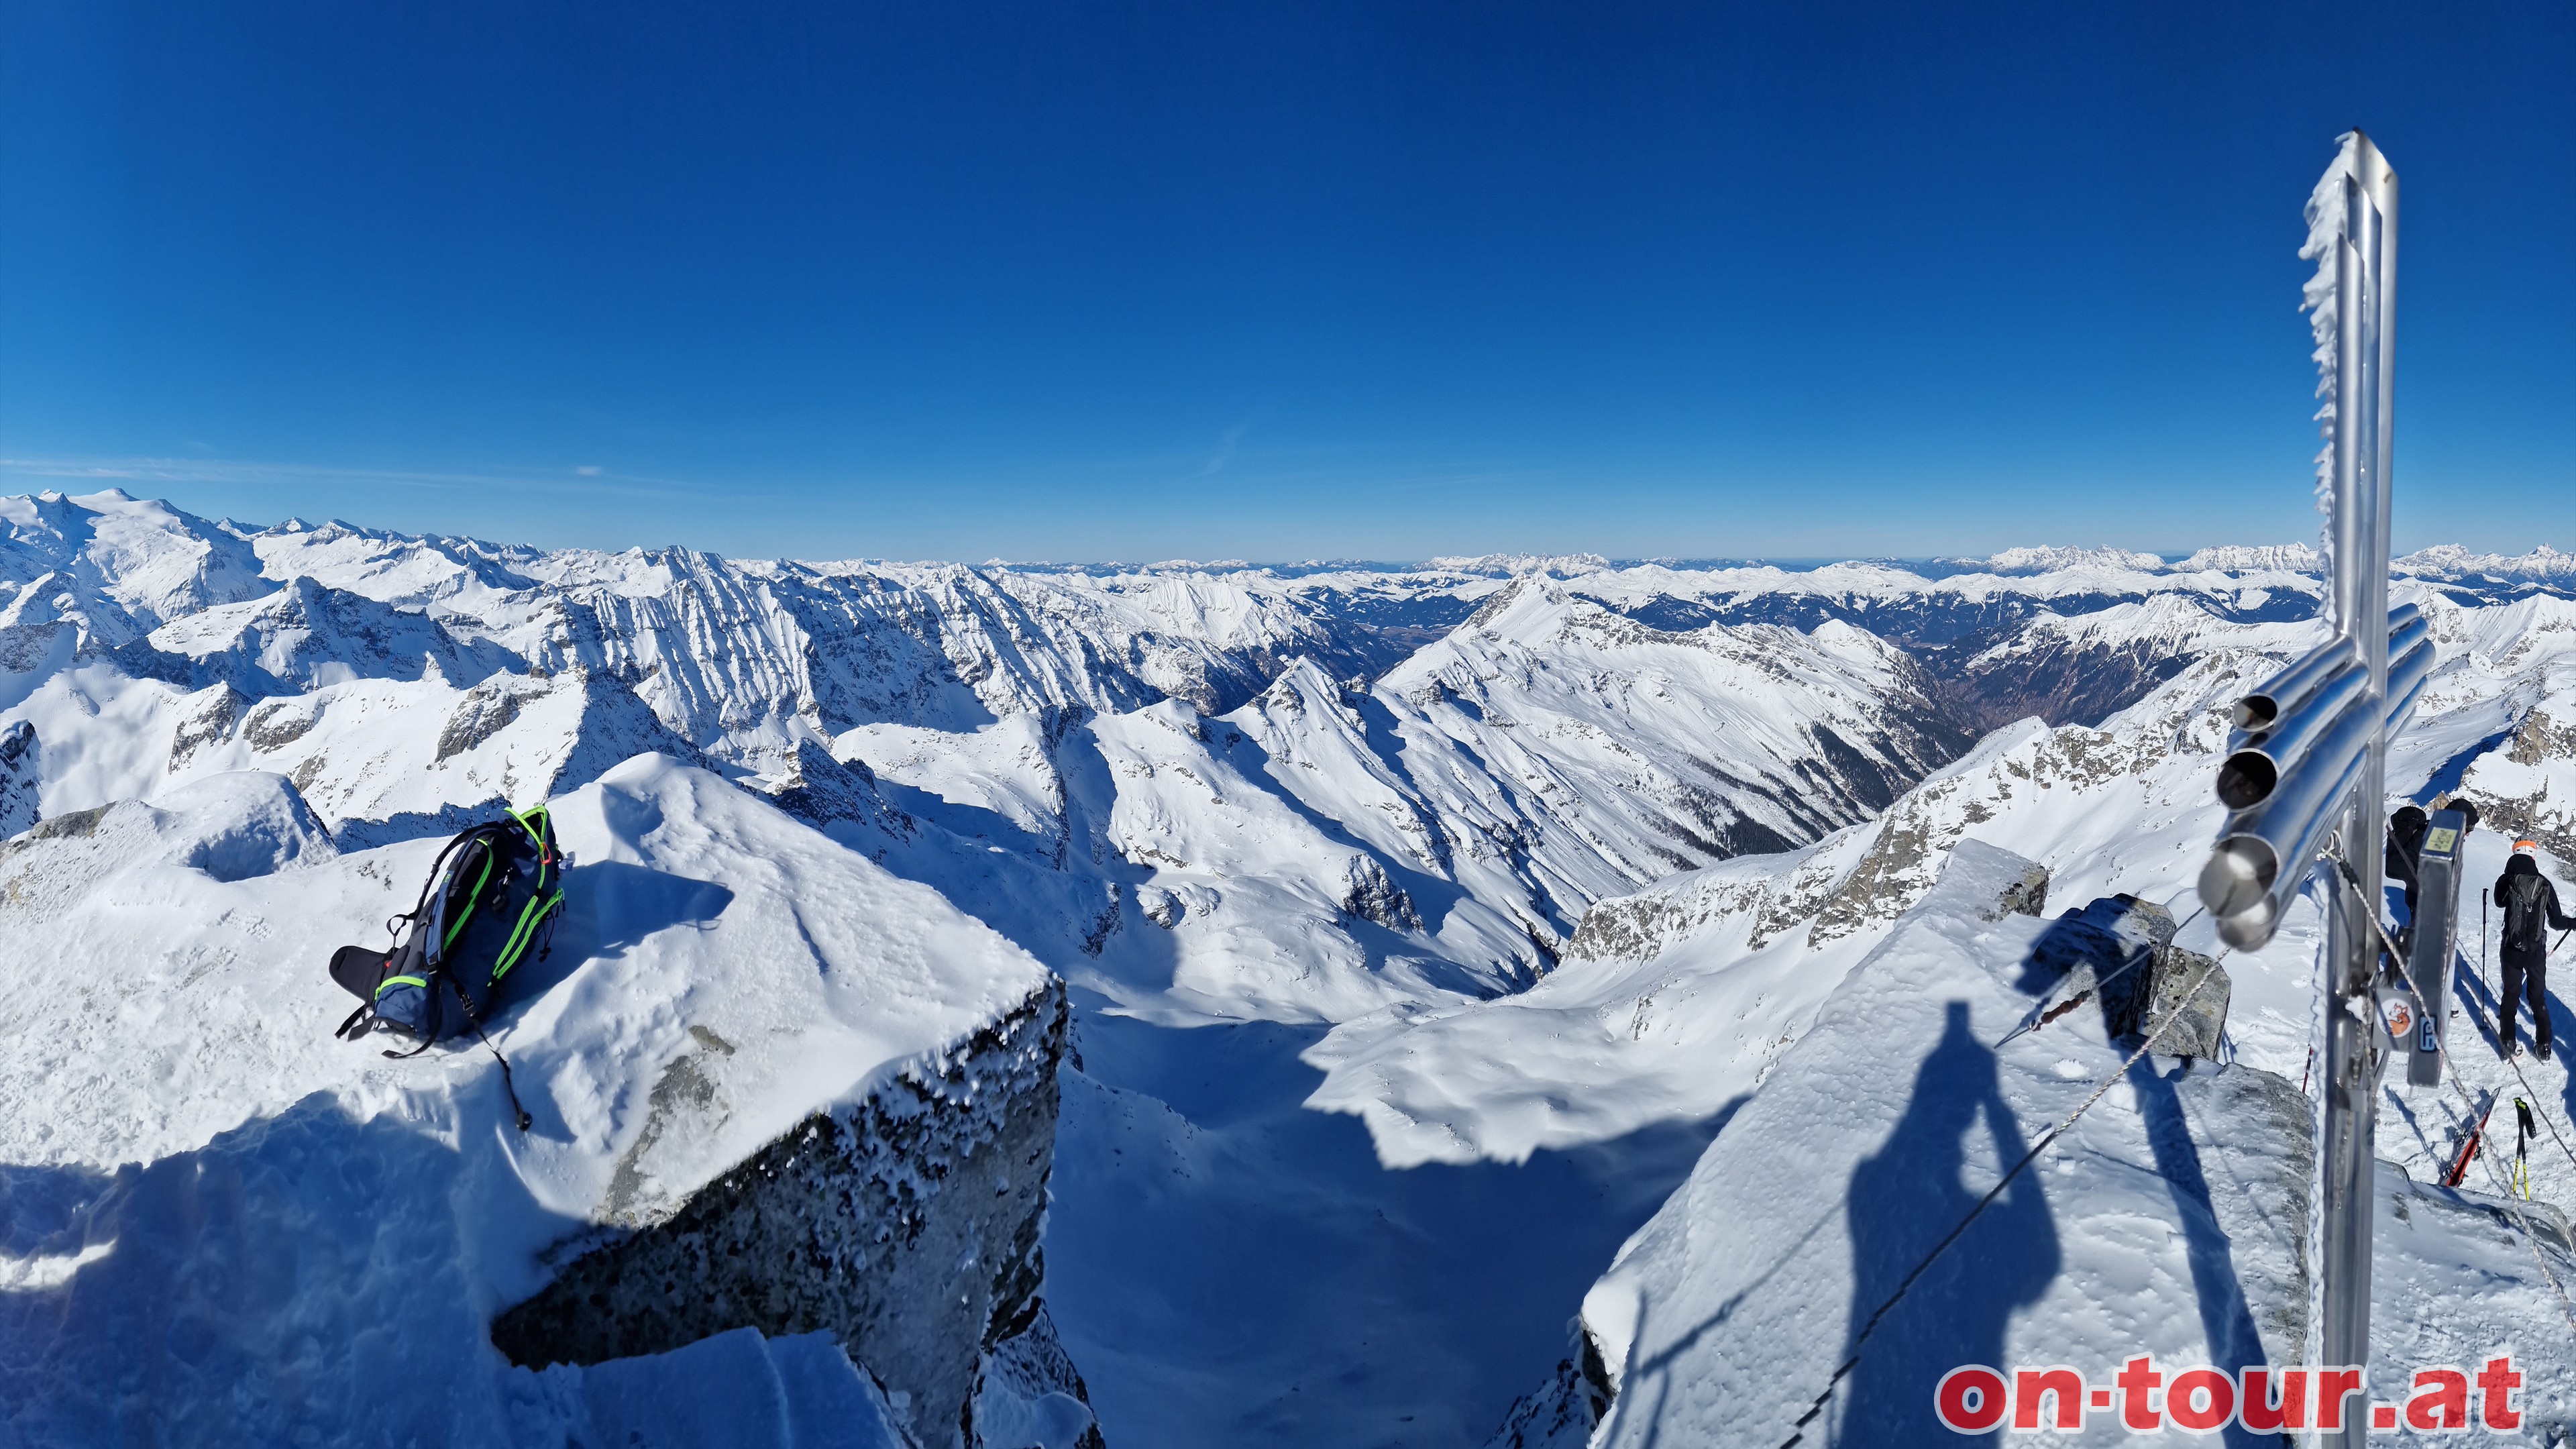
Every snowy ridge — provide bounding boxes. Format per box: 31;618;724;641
1419;552;1614;578
2175;541;2323;574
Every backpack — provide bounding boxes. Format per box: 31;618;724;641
330;805;568;1056
2503;871;2553;953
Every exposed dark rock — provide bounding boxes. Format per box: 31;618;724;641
0;720;36;839
2458;706;2576;862
968;1305;1108;1449
1483;1328;1614;1449
2021;894;2232;1059
754;737;916;850
1339;853;1421;931
241;698;319;752
491;981;1087;1449
435;676;529;762
167;685;248;771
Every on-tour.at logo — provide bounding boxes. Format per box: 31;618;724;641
1935;1356;2524;1434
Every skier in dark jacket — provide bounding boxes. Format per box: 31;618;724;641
2387;805;2429;914
2494;841;2576;1060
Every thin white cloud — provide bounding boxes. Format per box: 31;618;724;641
0;454;746;504
1192;425;1246;479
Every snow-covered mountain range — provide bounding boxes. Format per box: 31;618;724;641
10;486;2576;1448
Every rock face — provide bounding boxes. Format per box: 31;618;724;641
0;719;36;837
2023;894;2234;1059
1483;1336;1616;1449
492;980;1082;1449
2461;700;2576;862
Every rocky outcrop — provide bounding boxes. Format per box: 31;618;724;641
967;1306;1110;1449
491;979;1096;1449
0;719;36;839
1483;1333;1615;1449
2459;703;2576;862
1337;852;1421;930
2021;894;2233;1059
753;736;916;853
167;684;249;771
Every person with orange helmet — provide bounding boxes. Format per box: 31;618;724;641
2493;840;2576;1060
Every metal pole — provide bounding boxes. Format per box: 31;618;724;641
2315;136;2398;1446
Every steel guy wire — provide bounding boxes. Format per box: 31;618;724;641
1774;947;2234;1449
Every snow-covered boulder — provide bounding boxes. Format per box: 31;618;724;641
0;769;333;920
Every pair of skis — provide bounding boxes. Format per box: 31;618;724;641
2444;1087;2537;1199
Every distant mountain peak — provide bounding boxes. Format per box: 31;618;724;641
1419;551;1611;578
1971;545;2167;576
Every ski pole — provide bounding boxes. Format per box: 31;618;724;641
2518;1099;2537;1201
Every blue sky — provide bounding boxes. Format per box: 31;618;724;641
3;1;2569;563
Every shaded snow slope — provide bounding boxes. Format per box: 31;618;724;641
1040;1006;1719;1449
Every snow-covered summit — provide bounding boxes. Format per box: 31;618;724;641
0;488;274;647
1973;543;2168;575
2174;541;2323;574
2399;543;2576;584
1419;552;1613;578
